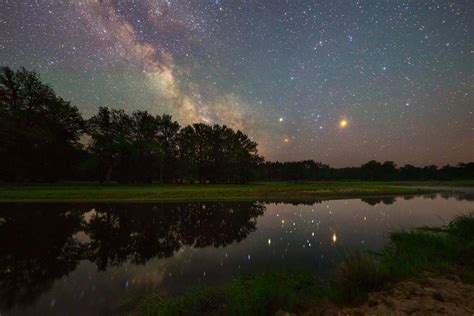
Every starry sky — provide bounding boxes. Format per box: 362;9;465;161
1;0;473;167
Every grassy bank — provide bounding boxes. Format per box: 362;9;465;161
391;180;474;187
125;213;474;315
0;181;464;203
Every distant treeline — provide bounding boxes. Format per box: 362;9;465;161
1;66;472;183
257;160;474;181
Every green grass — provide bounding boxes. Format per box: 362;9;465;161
332;213;474;303
125;213;474;315
0;181;457;203
123;273;325;316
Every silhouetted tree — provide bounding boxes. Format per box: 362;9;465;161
400;164;420;180
258;160;330;181
177;124;262;183
1;66;472;183
258;160;473;181
155;114;180;183
130;110;161;183
87;107;133;183
0;66;84;182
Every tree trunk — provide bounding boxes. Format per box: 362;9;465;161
105;165;113;184
159;154;164;184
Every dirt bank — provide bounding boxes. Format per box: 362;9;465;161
321;275;474;315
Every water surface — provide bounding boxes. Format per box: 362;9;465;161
0;192;472;315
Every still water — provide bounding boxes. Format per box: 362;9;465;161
1;192;473;315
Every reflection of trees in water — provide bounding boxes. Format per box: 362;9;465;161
360;192;474;205
360;196;396;206
0;205;84;310
422;193;438;200
85;202;265;270
0;202;265;310
268;199;324;206
2;193;473;311
440;192;474;201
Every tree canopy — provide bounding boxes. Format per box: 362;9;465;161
0;66;84;182
0;66;472;183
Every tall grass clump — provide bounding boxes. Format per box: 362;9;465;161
124;272;323;316
447;214;474;264
332;212;474;302
333;252;387;302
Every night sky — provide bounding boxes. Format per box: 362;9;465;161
1;0;472;166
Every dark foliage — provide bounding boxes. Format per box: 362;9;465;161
86;108;262;184
0;66;85;182
258;160;474;181
0;67;262;184
1;67;472;183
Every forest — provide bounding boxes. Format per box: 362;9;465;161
1;66;472;184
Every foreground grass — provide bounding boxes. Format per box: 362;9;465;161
123;273;325;316
125;213;474;315
0;181;457;203
333;214;474;303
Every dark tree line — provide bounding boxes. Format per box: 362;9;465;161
85;108;262;183
257;160;474;181
0;67;261;183
1;66;472;183
0;67;84;182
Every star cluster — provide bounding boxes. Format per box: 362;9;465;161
0;0;472;166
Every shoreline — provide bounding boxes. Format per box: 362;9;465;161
125;213;474;315
0;180;469;203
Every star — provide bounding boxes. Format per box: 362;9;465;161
1;0;470;167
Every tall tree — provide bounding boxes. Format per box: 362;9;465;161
155;114;180;184
130;111;160;183
176;124;261;183
0;66;84;182
87;107;133;183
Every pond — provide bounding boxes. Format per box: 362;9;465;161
1;191;473;315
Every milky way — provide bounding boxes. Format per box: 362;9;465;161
0;0;472;166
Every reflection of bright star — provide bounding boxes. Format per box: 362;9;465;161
339;119;348;128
